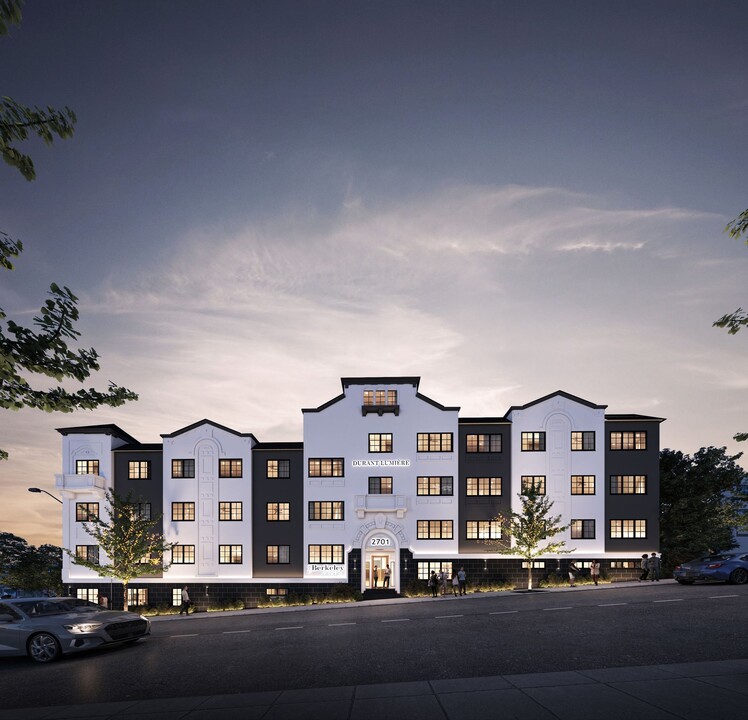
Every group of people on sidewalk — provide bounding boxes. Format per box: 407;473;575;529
639;552;662;581
428;567;468;597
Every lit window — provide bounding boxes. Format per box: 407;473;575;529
172;545;195;563
267;502;290;521
172;459;195;478
75;502;99;522
571;431;596;451
610;431;647;450
172;502;195;521
609;475;647;494
570;519;596;539
76;588;99;603
368;477;393;494
267;459;290;478
128;461;150;479
521;475;546;495
466;434;502;452
364;389;398;406
521;432;545;451
171;588;182;606
127;588;148;607
130;502;151;520
609;519;647;538
266;588;288;596
466;521;502;539
368;433;393;453
308;458;344;477
417;561;453;580
416;433;453;452
75;545;99;564
466;477;502;496
417;476;453;496
75;459;99;475
308;501;344;520
570;476;595;495
308;544;344;563
219;459;243;477
219;501;243;521
267;545;290;564
417;520;453;539
219;545;243;564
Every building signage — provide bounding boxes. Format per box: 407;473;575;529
369;536;392;547
351;459;411;467
307;564;347;578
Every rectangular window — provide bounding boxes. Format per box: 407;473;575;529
308;544;345;563
219;459;243;478
417;433;453;452
76;588;99;603
267;502;290;521
265;588;288;596
172;459;195;478
610;431;647;450
416;476;453;496
368;477;393;494
417;561;453;580
466;477;502;496
75;502;99;522
609;519;647;539
609;475;647;494
308;501;344;520
131;502;151;520
267;459;290;478
308;458;344;477
417;519;453;539
570;475;595;495
219;501;243;521
127;588;148;607
364;389;398;406
466;434;502;453
570;519;596;539
266;545;290;564
75;545;99;564
466;520;502;539
172;502;195;521
610;561;637;569
521;475;546;495
368;433;393;453
219;545;243;564
75;459;99;475
172;545;195;564
521;432;546;451
128;460;150;479
570;431;596;451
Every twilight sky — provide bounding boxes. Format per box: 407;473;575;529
1;0;746;547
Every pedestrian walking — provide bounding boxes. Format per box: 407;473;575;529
639;553;649;581
428;570;438;597
179;585;191;615
457;566;467;595
568;561;579;587
648;552;661;582
590;559;601;586
439;569;448;596
451;573;459;596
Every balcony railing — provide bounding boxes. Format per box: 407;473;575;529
55;473;106;493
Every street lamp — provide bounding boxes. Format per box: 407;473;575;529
27;487;63;504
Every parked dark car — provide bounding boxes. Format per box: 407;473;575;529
673;553;748;585
0;597;150;663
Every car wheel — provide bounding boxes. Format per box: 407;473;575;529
28;632;61;663
675;579;694;585
729;568;748;585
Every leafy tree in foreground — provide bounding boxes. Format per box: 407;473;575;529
0;1;137;460
67;489;176;610
483;484;573;590
0;532;63;595
660;447;747;572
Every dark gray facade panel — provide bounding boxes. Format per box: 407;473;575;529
113;449;164;537
252;447;304;578
458;423;512;553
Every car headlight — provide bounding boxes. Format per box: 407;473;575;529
63;622;104;633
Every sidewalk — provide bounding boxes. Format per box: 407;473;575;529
3;581;746;720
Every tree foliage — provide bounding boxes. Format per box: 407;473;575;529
0;532;63;595
67;489;176;610
483;485;573;590
659;447;747;572
0;0;136;460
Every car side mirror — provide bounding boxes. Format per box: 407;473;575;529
0;613;16;623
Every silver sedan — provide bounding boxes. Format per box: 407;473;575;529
0;597;150;663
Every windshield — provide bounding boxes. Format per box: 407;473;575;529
14;599;102;616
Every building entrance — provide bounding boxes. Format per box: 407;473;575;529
366;553;395;589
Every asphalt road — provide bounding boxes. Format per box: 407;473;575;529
1;582;746;710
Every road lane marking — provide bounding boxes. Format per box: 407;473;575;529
381;618;410;623
709;594;738;599
328;622;356;626
653;599;683;603
435;614;464;619
223;630;252;634
543;606;573;611
170;633;198;638
489;611;518;615
275;626;304;630
598;603;627;607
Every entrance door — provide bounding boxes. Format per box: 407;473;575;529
367;554;395;589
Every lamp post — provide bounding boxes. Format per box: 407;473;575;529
27;487;63;504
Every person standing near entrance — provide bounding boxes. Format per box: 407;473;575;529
590;560;601;586
179;586;191;615
457;566;467;595
373;565;379;588
648;552;661;581
384;564;391;588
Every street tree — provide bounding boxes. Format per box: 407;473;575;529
483;483;573;590
0;533;63;595
660;447;747;572
67;489;176;610
0;1;137;460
